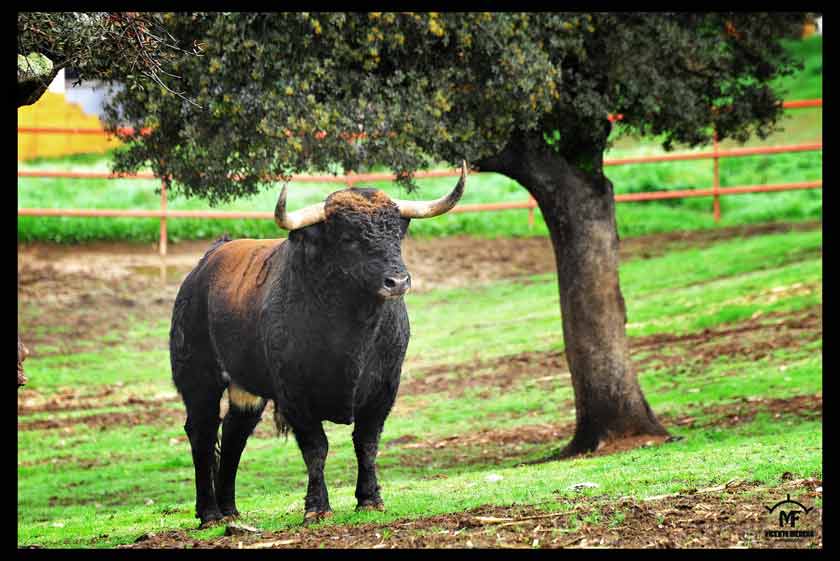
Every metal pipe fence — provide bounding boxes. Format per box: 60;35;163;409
18;100;822;256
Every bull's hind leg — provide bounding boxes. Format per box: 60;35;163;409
215;386;266;519
182;387;225;527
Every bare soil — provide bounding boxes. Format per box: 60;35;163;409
385;393;821;469
122;477;822;549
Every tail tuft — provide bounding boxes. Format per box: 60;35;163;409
273;401;290;440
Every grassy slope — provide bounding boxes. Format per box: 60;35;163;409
17;228;822;547
17;37;821;243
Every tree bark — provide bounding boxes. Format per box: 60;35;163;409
17;52;60;108
476;132;669;457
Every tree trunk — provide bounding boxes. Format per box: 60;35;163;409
476;132;669;457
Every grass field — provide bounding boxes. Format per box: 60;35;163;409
17;225;822;548
17;36;822;244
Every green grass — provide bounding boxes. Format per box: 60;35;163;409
17;37;822;244
775;35;823;101
17;227;822;547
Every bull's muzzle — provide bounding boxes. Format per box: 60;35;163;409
378;274;411;300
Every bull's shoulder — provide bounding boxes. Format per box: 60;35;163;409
205;238;287;314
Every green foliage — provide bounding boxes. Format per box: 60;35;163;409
772;36;823;100
16;13;198;105
103;12;813;204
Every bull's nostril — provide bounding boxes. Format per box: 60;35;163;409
383;275;410;295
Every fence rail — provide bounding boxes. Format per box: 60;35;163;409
18;99;822;256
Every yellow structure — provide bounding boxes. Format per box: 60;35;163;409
17;91;120;161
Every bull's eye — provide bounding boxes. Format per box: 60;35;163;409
339;234;359;248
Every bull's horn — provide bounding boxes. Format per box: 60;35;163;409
274;185;326;230
393;160;467;219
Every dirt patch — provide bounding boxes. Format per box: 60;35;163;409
399;307;821;400
383;393;821;469
17;403;184;432
122;478;822;549
17;385;180;415
16;386;287;440
17;384;183;433
632;307;821;372
388;422;574;469
400;350;570;398
670;394;823;429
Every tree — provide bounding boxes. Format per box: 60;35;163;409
17;12;200;389
17;12;200;108
103;12;810;457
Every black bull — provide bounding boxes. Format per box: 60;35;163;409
170;171;465;527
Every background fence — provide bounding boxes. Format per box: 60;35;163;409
18;99;822;256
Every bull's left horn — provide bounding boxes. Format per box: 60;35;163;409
274;185;327;230
393;160;467;219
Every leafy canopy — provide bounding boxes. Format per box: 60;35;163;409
17;12;200;105
103;12;809;204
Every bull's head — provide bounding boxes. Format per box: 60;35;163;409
275;161;467;301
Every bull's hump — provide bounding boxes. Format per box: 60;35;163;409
209;238;284;312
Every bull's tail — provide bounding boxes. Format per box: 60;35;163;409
273;400;290;440
211;429;222;491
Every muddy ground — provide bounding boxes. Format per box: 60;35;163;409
17;221;822;548
122;477;822;549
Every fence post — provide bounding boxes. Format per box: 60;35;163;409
528;195;536;230
159;177;168;257
713;130;721;222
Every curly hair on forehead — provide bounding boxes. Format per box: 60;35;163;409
325;189;396;217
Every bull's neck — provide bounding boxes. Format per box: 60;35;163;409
279;241;388;332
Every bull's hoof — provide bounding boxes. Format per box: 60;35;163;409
302;510;333;526
222;512;240;523
198;515;224;529
220;505;240;519
355;501;385;512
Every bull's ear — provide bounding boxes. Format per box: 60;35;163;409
290;222;323;244
294;222;324;263
399;217;411;239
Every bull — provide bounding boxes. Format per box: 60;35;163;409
170;162;467;526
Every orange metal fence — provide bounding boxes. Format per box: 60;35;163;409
18;100;822;256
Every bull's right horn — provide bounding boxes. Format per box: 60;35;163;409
393;160;467;219
274;185;327;231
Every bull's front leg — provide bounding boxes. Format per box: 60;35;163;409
352;400;394;511
291;422;332;525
